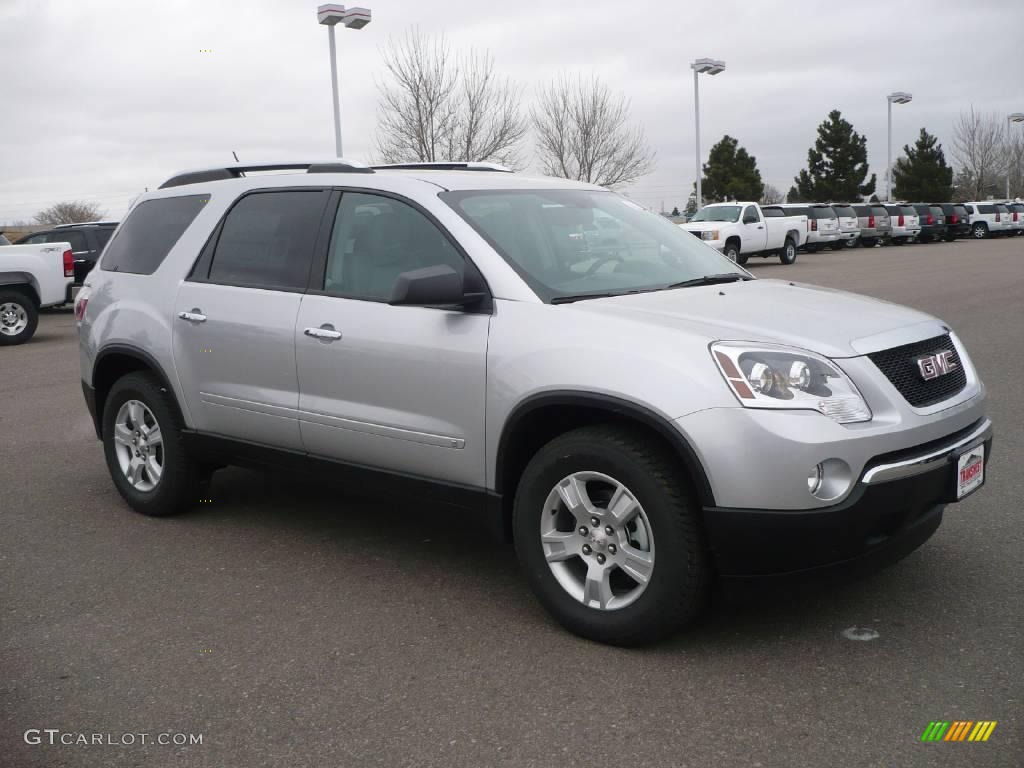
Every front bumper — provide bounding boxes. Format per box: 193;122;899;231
703;420;993;577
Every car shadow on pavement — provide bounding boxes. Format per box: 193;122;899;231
188;465;940;652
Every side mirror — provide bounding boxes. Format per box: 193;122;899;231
389;264;481;307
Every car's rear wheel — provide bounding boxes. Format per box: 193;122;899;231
860;237;877;248
972;223;988;239
843;237;858;248
102;372;201;517
0;291;38;346
779;238;797;264
736;254;749;265
513;425;709;646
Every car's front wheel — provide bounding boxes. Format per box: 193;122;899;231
102;372;201;517
513;425;709;646
0;290;38;346
723;241;740;262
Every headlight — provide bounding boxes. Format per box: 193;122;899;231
710;342;872;424
701;230;719;241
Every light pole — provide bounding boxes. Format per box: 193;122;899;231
1007;113;1024;199
317;4;372;157
691;58;725;210
886;92;912;201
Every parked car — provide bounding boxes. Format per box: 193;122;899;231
16;221;117;284
911;204;947;243
994;204;1014;236
76;160;993;646
884;204;921;245
936;203;971;241
852;204;892;247
963;202;1007;239
678;202;807;264
829;204;861;248
0;239;74;344
765;204;841;252
1004;201;1024;235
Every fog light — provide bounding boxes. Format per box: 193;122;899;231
807;464;824;495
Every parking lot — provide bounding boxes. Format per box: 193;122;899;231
1;236;1021;767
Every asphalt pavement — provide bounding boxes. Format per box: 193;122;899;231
1;235;1022;767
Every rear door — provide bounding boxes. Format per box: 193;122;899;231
294;190;489;487
172;188;331;450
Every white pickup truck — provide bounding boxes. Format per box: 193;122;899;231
0;239;74;345
679;202;808;265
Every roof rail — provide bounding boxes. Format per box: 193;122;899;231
52;220;119;228
158;160;374;189
372;162;513;173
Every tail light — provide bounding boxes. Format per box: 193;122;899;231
995;213;1001;222
62;249;74;278
1014;212;1020;222
949;214;958;224
74;295;89;322
926;214;934;225
868;215;875;228
810;219;818;231
898;215;905;227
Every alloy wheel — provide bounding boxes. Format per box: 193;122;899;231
540;471;655;611
0;302;28;337
113;400;164;492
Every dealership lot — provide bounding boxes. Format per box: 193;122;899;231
1;237;1021;767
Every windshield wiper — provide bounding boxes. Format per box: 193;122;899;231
665;273;752;289
551;289;646;304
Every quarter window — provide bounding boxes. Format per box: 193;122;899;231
207;191;326;291
321;192;464;301
102;195;208;275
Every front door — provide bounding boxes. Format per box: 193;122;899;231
295;191;489;488
172;188;331;451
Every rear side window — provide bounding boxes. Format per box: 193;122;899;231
832;205;855;217
762;207;784;217
46;230;87;251
102;195;207;275
978;204;996;214
779;206;809;216
206;191;327;291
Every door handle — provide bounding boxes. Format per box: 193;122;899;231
304;325;342;341
756;225;764;229
177;310;207;323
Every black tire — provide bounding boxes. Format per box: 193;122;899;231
513;425;709;646
779;238;797;265
971;223;987;239
102;372;201;517
736;254;749;265
843;237;858;248
892;237;905;246
723;241;740;263
0;290;39;346
860;237;877;248
944;235;956;242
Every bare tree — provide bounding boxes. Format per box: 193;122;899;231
1004;131;1024;198
760;183;784;204
532;75;655;188
375;30;526;166
950;107;1005;199
34;201;106;225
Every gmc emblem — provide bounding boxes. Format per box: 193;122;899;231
916;349;958;381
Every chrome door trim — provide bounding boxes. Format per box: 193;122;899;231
298;408;466;449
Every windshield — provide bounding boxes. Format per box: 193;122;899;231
687;205;741;223
832;205;855;217
441;189;746;302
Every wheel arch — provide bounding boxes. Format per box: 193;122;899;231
495;392;716;535
91;344;185;439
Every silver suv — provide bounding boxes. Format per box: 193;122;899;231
76;161;993;645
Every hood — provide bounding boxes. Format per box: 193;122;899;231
573;279;943;358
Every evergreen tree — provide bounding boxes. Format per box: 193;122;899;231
701;135;764;201
670;206;680;217
786;185;802;203
794;110;876;201
684;191;697;217
891;128;954;201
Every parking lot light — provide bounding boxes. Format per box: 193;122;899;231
691;58;726;210
317;4;372;158
1007;113;1024;199
885;93;912;201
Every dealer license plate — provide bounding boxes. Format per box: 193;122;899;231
956;445;985;499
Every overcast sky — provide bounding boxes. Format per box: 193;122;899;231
1;0;1021;224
